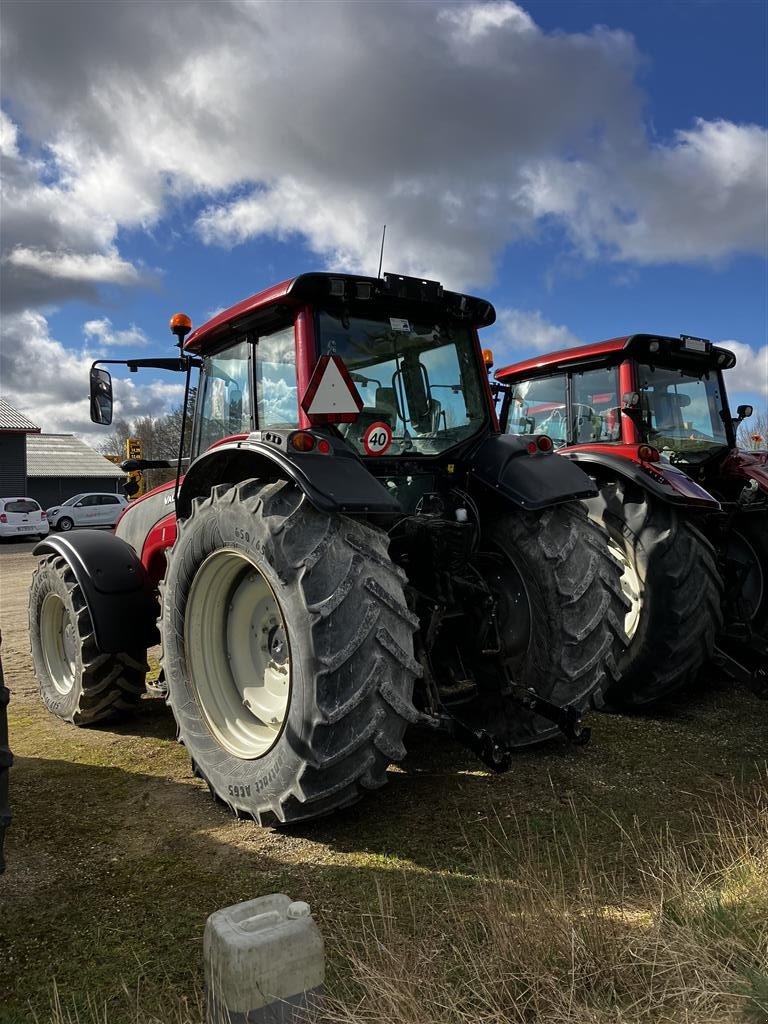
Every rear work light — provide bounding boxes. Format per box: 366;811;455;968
638;444;661;462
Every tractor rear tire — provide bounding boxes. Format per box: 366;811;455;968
721;513;768;641
590;480;723;708
483;502;628;747
160;479;420;826
29;555;147;724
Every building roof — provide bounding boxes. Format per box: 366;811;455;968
27;434;126;478
0;397;41;433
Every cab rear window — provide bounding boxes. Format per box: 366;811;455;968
4;499;40;513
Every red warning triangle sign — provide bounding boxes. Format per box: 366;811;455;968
301;355;364;424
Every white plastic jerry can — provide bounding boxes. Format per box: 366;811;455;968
204;894;325;1023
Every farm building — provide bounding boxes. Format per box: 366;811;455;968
0;398;126;505
26;433;125;507
0;397;41;496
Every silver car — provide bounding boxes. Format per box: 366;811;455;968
46;492;128;532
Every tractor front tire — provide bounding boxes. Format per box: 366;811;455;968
29;555;147;724
590;480;722;708
160;479;419;826
483;502;628;747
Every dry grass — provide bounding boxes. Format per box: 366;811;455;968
35;773;768;1024
322;775;768;1024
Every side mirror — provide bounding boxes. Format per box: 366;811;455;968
622;392;641;410
736;404;753;423
90;367;113;425
397;353;431;432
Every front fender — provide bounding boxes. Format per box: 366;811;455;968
178;434;401;519
465;434;597;510
33;532;159;652
564;451;721;510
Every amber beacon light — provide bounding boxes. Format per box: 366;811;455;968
170;313;193;343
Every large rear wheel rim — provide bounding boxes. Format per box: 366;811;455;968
724;529;764;624
184;549;291;759
40;593;77;695
608;537;642;641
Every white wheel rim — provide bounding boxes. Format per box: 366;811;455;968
608;537;643;641
40;592;77;695
184;549;291;759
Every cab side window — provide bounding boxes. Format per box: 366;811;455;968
196;340;254;454
509;375;569;447
255;325;298;429
571;367;621;444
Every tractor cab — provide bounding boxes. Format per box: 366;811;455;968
496;333;767;702
497;333;742;469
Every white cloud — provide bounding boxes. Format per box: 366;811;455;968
719;340;768;397
1;0;763;317
491;308;581;359
6;247;140;284
82;317;148;348
0;310;183;439
522;119;768;265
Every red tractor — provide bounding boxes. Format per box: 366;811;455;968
495;333;767;707
28;272;627;825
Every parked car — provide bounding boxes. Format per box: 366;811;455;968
0;497;49;540
46;493;128;532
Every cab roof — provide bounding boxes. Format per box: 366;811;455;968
495;333;735;381
184;272;496;353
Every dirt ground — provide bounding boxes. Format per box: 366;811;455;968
1;538;766;1023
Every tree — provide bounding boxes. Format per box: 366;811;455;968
96;389;197;492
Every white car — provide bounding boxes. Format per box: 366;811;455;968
46;492;129;532
0;497;50;539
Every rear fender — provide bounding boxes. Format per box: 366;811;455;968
32;532;159;652
717;449;768;496
177;433;401;519
564;451;720;510
465;434;597;511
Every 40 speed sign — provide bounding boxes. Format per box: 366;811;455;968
363;421;393;456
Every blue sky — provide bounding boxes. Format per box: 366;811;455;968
1;0;765;441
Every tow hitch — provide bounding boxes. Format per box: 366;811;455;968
418;686;591;774
713;634;768;699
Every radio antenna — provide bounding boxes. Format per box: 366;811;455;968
377;224;386;279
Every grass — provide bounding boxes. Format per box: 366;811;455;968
3;680;767;1024
322;776;768;1024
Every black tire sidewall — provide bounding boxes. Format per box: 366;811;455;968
724;514;768;637
29;560;86;720
163;496;322;813
58;517;73;532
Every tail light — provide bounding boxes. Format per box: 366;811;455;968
527;436;554;454
0;514;6;523
289;431;332;454
638;444;660;462
41;511;47;519
289;431;316;452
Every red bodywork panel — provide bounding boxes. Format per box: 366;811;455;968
564;442;721;508
718;449;768;495
143;511;177;582
496;338;631;379
183;279;298;353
